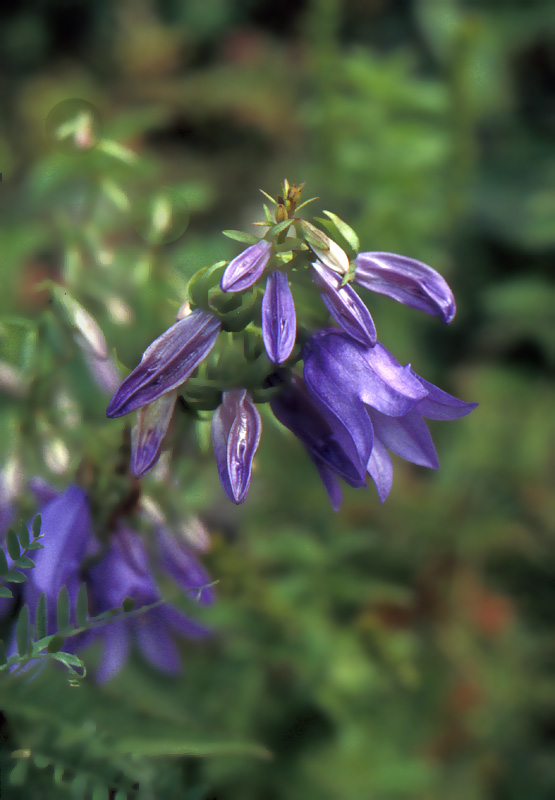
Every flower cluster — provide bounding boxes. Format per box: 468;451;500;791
17;483;214;682
107;181;476;507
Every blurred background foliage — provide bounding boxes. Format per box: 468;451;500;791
1;0;555;798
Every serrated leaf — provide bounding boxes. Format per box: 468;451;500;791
35;593;48;640
0;548;9;576
47;633;65;653
76;583;88;626
322;211;360;252
16;604;30;656
57;586;71;631
0;586;13;599
0;639;7;665
13;556;34;570
5;570;26;584
222;230;260;245
6;530;20;561
32;514;42;539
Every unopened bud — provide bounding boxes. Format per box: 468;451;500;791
300;221;350;275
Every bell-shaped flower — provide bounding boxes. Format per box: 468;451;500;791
354;252;456;323
366;378;477;502
261;271;297;364
220;239;272;293
87;527;209;683
211;389;262;504
303;330;427;473
106;309;220;418
312;261;376;347
269;373;366;510
130;389;178;477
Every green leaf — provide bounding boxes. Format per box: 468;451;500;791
35;593;48;640
76;583;89;626
0;586;13;599
262;204;275;225
115;737;272;759
16;604;30;656
32;514;42;539
92;784;108;800
268;218;294;238
0;639;8;665
9;759;29;787
13;556;34;570
0;547;9;576
47;634;65;653
5;570;27;584
26;541;44;551
6;529;20;560
50;650;86;677
57;586;71;631
17;524;30;549
322;210;360;252
222;230;260;245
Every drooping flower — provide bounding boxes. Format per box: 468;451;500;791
220;239;272;293
261;271;297;364
106;309;221;418
211;389;262;504
302;330;477;505
354;252;456;323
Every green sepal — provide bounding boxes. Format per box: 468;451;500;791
322;210;360;252
341;261;357;286
298;219;330;251
222;230;260;245
187;261;227;309
267;219;294;239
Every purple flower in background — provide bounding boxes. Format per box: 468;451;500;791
312;261;376;347
354;252;456;323
261;271;297;364
211;389;262;503
302;329;477;506
269;373;366;511
157;526;215;606
87;527;210;683
106;309;221;418
130;389;178;477
220;239;272;292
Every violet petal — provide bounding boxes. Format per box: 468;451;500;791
134;611;182;674
106;309;220;418
369;408;439;469
411;373;479;420
261;271;297;363
211;389;262;504
355;251;456;323
367;438;393;504
130;390;177;477
220;240;272;293
312;261;376;347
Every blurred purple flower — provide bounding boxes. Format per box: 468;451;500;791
211;389;262;504
106;309;220;418
354;252;456;323
156;526;215;606
88;527;210;683
220;239;272;293
261;271;297;364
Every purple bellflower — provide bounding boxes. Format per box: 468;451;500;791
302;330;477;505
261;271;297;364
106;309;220;418
211;389;262;504
312;261;376;347
87;527;210;683
354;252;456;323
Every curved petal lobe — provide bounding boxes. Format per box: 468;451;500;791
312;261;376;347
